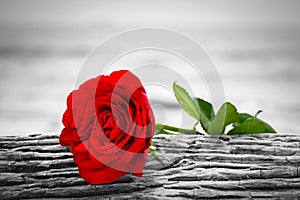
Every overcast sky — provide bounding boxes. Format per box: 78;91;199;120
0;0;299;29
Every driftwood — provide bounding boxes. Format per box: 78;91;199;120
0;132;300;199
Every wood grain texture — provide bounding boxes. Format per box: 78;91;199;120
0;133;300;199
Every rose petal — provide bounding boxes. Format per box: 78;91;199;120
59;128;73;146
132;172;143;177
63;110;75;129
72;142;88;154
78;167;127;184
74;152;106;169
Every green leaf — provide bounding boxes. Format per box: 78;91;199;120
228;117;276;135
233;113;254;127
194;97;215;132
173;82;200;121
207;102;238;135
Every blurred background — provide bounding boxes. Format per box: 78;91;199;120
0;0;300;135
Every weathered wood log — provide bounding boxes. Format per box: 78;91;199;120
1;133;300;199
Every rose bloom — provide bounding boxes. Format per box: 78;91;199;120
60;70;155;184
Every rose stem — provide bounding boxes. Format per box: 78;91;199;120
156;123;196;134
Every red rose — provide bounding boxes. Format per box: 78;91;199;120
60;70;155;184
